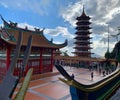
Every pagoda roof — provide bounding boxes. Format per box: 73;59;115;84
76;7;90;20
0;16;67;49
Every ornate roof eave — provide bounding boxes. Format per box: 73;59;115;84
74;37;92;39
74;46;93;48
72;52;92;55
0;15;43;34
74;42;92;44
76;21;91;25
0;15;67;49
2;39;68;49
49;39;68;49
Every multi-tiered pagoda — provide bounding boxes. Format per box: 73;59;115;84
73;7;92;57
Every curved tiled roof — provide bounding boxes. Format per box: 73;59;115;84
0;16;67;49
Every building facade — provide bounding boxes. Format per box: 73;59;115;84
0;16;67;77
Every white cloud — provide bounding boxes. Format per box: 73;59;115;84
104;7;120;22
60;46;74;56
0;2;8;8
44;26;74;39
60;1;83;27
0;0;51;15
18;22;37;30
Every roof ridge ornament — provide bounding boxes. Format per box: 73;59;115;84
9;20;17;27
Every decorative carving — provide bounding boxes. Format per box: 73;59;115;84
9;21;17;27
34;27;40;32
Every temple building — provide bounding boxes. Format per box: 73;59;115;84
0;16;67;77
73;7;92;57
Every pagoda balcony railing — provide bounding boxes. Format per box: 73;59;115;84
74;51;91;53
77;30;90;32
75;40;90;43
76;27;91;29
75;45;90;48
77;25;90;27
74;37;91;40
75;32;92;34
76;22;91;25
77;20;90;22
75;35;90;37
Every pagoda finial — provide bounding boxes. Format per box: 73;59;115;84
82;5;86;16
83;5;85;12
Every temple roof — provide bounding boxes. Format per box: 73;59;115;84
0;16;67;49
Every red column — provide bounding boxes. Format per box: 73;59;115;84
6;46;11;70
50;49;54;72
39;48;43;73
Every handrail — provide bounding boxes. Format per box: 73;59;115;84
97;79;120;100
55;64;120;92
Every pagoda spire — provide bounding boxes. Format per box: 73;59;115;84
81;5;87;17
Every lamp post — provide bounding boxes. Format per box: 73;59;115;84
107;24;110;54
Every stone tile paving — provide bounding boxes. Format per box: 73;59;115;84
13;66;119;100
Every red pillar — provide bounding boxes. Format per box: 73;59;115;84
39;48;43;73
6;46;11;70
50;49;54;72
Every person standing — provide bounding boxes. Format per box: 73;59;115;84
71;73;74;79
91;71;93;81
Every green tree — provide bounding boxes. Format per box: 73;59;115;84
105;51;111;59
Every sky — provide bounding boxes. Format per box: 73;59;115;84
0;0;120;57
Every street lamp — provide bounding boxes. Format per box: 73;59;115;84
107;24;110;53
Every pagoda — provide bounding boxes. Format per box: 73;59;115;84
73;7;92;57
0;16;67;77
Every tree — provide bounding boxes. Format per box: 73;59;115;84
116;51;120;63
105;51;111;59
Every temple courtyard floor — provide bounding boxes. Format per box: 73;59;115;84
13;66;119;100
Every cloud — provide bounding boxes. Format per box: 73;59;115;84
0;0;51;15
60;1;83;27
18;22;37;30
44;26;74;39
60;46;74;56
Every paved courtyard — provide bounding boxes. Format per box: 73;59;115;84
13;66;116;100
